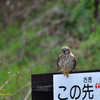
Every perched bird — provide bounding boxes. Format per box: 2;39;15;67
57;46;76;78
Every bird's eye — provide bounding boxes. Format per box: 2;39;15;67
61;51;65;54
61;51;64;53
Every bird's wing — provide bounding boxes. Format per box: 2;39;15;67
57;54;61;69
70;53;77;69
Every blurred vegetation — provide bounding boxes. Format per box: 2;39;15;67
0;0;100;99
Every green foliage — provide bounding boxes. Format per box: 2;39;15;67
0;0;100;100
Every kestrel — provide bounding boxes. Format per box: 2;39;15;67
57;46;76;78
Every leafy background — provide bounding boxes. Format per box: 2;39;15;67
0;0;100;100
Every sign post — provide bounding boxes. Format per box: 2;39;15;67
53;72;100;100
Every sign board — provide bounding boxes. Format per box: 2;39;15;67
53;72;100;100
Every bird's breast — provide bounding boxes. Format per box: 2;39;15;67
58;54;74;72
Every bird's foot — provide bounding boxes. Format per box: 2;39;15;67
63;72;69;78
63;72;66;76
66;72;69;78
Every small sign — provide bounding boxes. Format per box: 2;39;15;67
53;72;100;100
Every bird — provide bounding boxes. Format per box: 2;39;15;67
57;46;76;78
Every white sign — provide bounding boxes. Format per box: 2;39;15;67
53;72;100;100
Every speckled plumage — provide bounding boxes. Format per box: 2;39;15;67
57;46;76;77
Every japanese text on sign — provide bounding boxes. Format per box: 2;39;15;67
53;72;100;100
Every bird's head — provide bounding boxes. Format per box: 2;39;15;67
61;46;70;55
